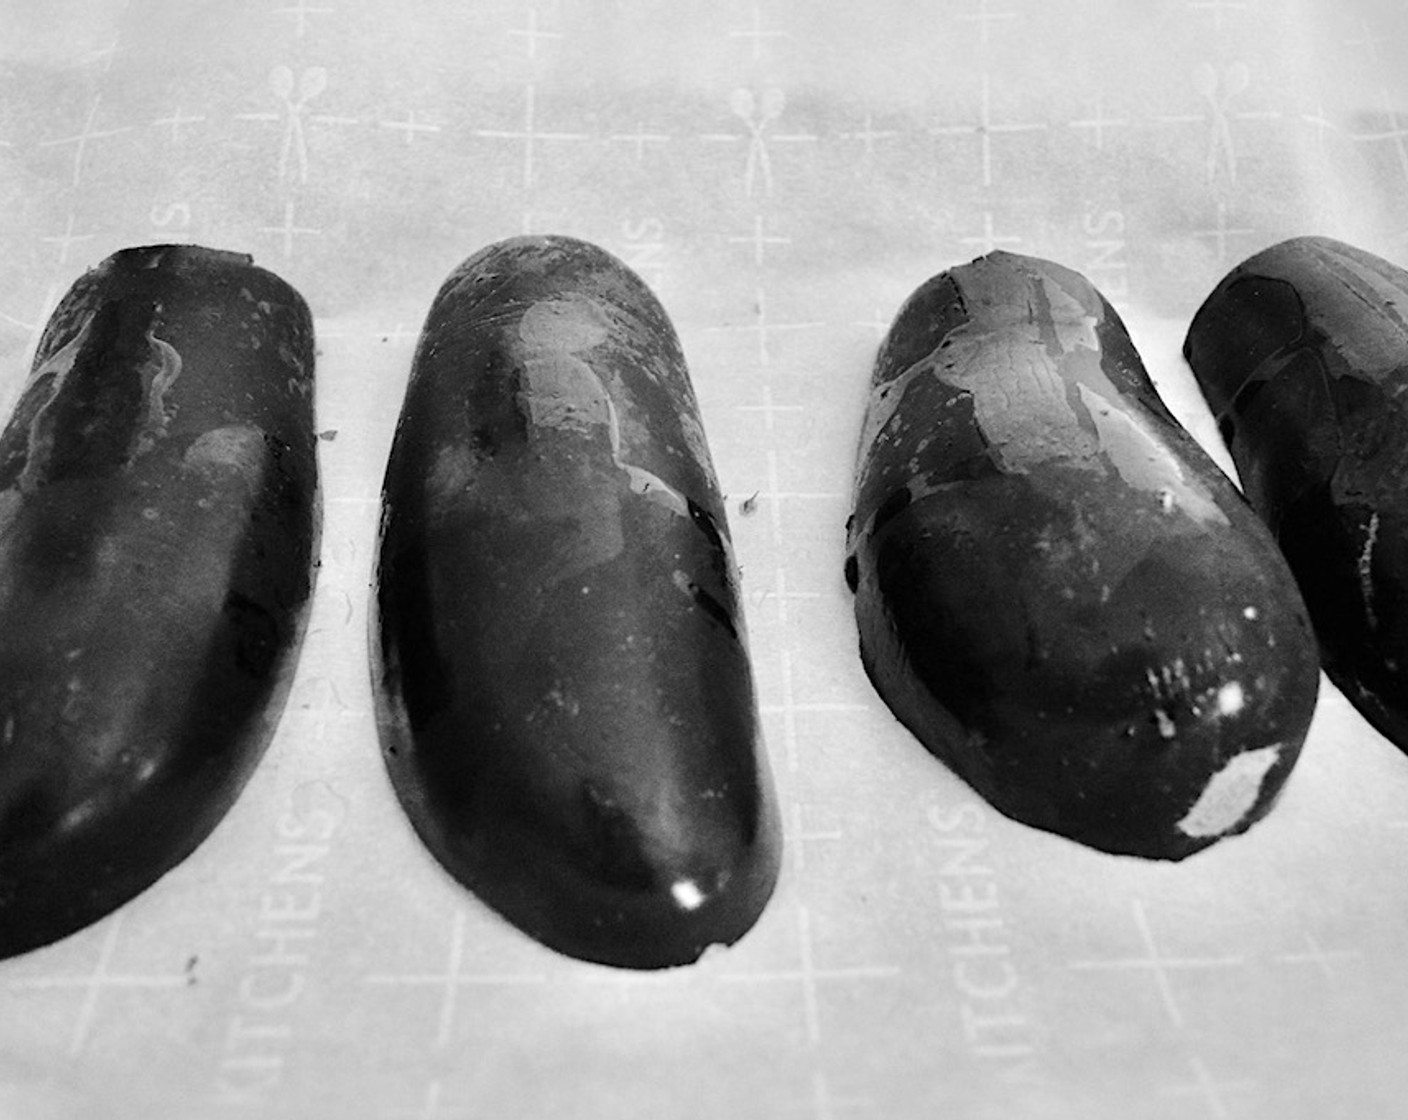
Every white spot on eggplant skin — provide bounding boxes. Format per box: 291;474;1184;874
518;296;612;353
1215;680;1246;717
1358;510;1381;631
670;879;707;911
181;424;267;488
1176;744;1282;837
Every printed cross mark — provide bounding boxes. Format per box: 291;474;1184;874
1274;930;1362;980
152;106;207;145
958;0;1016;51
789;801;843;876
932;73;1047;188
839;113;900;164
1067;898;1243;1029
729;1;789;61
474;84;590;191
1;915;187;1056
382;1077;469;1120
1191;200;1254;263
258;201;322;258
508;7;564;63
1068;96;1130;151
1158;1054;1257;1120
609;124;671;162
721;905;899;1046
729;215;791;268
274;0;333;38
800;1070;872;1120
1186;0;1248;36
42;213;96;267
381;110;441;146
39;95;133;189
703;284;823;367
365;908;548;1050
1352;87;1408;189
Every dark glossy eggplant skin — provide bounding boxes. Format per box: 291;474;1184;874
0;245;319;959
372;234;780;969
845;251;1319;860
1185;236;1408;750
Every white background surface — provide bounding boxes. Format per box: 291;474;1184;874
2;2;1408;1117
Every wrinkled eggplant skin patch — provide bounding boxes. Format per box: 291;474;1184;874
0;244;320;959
1186;235;1408;751
372;235;780;970
847;251;1319;861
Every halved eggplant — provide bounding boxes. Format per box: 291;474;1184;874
1185;235;1408;749
845;251;1319;860
0;244;320;958
371;235;780;968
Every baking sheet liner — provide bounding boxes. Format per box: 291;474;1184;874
2;2;1408;1117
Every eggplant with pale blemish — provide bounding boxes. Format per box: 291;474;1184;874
1185;235;1408;750
0;245;319;959
371;234;780;968
845;251;1318;860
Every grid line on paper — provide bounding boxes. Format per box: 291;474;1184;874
259;200;322;258
1158;1053;1257;1119
931;72;1047;189
1190;200;1255;263
729;0;789;62
152;106;208;144
1068;97;1131;151
0;914;188;1056
721;904;899;1047
508;6;564;63
801;1069;872;1119
1273;930;1362;980
957;0;1017;52
703;284;825;368
1185;0;1248;36
789;801;843;876
364;908;549;1050
1067;899;1244;1029
38;95;133;190
1351;87;1408;189
838;113;900;164
474;83;591;194
40;214;96;267
274;0;334;39
381;1076;470;1120
380;110;441;145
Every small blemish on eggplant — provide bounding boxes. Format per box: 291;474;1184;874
1176;744;1282;837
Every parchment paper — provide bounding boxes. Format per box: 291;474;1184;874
2;2;1407;1117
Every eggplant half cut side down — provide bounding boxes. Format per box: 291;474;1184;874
0;244;320;959
1185;236;1408;751
845;251;1319;860
372;234;781;969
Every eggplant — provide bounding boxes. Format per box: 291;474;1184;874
1185;235;1408;749
0;244;319;959
845;251;1319;860
371;234;781;969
